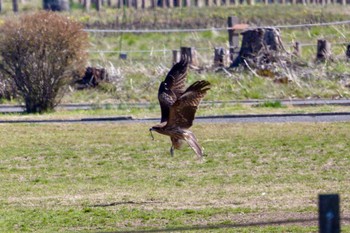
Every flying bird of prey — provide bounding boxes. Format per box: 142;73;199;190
149;57;210;159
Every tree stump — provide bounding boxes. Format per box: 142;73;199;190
213;47;225;67
346;44;350;60
231;27;284;68
180;47;198;67
119;53;127;60
43;0;69;11
316;39;332;62
172;50;180;65
293;41;301;57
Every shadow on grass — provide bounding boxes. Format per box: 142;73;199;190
103;219;316;233
101;217;350;233
91;201;164;207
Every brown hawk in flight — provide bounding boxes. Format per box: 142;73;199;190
149;57;210;159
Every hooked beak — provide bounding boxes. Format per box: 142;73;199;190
149;128;154;140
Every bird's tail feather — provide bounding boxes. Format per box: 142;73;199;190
184;131;203;159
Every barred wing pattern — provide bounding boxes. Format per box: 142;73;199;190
151;57;210;159
158;59;188;123
167;80;211;129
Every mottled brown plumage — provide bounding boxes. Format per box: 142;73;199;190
150;57;210;159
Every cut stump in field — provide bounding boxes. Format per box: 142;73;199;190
213;47;226;67
180;47;199;68
346;44;350;60
316;39;332;62
231;27;285;68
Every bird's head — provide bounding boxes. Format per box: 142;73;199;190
149;124;164;140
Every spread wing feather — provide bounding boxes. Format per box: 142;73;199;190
184;130;203;158
158;58;188;123
167;80;210;129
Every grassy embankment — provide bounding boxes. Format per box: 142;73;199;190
1;4;350;107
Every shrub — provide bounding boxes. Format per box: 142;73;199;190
0;11;88;113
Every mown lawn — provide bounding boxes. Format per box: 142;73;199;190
0;121;350;232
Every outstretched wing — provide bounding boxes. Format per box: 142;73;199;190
158;58;188;122
167;80;210;129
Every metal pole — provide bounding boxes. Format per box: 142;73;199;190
319;194;340;233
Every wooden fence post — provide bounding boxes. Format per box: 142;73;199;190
160;0;166;7
205;0;212;6
96;0;101;11
12;0;18;12
172;50;180;65
117;0;123;8
180;47;198;67
194;0;199;6
84;0;91;11
214;0;221;5
316;39;332;62
247;0;255;5
133;0;139;8
184;0;191;6
227;16;240;65
319;194;340;233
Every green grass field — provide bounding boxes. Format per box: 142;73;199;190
1;4;350;232
1;122;350;232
